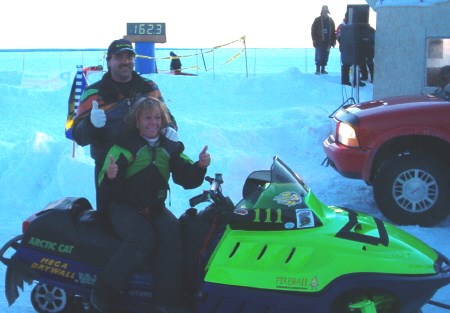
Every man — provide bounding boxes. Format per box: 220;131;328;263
71;39;178;212
359;24;375;83
336;13;366;87
170;51;182;73
311;5;336;75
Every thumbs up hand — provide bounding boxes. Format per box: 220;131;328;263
107;155;118;179
90;100;106;128
198;145;211;169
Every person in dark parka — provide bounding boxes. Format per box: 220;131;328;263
170;51;182;73
70;39;178;212
311;5;336;75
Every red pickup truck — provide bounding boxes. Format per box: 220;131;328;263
323;92;450;226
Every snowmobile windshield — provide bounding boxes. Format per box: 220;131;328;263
236;156;309;210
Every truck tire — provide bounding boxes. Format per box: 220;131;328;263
373;153;450;226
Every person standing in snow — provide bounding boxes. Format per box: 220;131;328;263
70;39;178;212
90;96;210;313
170;51;182;73
359;24;375;83
336;13;366;87
311;5;336;75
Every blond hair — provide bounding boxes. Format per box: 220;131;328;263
125;96;172;134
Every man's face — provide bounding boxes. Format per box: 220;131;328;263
108;51;135;82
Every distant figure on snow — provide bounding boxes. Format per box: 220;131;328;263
336;13;367;87
170;51;182;73
311;5;336;75
359;24;375;83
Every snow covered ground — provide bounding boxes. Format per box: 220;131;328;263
0;48;448;312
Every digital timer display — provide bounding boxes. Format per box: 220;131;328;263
127;23;166;36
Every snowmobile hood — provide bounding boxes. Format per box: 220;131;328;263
204;156;447;292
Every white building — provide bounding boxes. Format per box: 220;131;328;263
366;0;450;98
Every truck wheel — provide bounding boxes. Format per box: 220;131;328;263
373;154;450;226
31;283;70;313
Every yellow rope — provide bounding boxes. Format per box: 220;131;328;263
135;35;246;64
224;48;245;64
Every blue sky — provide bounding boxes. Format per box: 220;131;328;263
1;0;374;49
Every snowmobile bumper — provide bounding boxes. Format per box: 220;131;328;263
0;235;36;306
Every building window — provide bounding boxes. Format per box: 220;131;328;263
426;37;450;87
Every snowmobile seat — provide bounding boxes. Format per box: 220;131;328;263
78;210;102;222
69;197;93;218
43;197;93;219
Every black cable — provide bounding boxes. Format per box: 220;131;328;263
427;300;450;310
329;85;356;118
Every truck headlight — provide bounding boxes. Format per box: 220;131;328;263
337;122;359;147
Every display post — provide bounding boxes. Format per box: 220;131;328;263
134;42;156;74
124;23;166;74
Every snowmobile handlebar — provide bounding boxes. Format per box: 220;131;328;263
189;174;225;207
